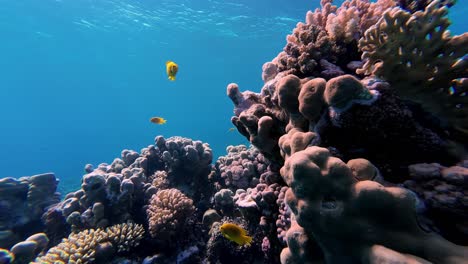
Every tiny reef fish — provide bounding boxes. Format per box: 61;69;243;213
150;117;167;124
219;222;252;246
166;60;178;81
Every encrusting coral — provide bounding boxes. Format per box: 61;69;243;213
33;222;144;264
358;0;468;140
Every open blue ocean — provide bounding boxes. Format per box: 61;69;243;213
0;0;318;191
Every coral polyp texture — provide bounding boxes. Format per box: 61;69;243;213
33;223;144;264
146;188;195;241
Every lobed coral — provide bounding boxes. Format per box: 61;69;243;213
280;146;467;263
33;223;144;264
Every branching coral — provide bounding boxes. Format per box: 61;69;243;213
33;223;144;264
267;0;399;79
146;188;195;240
358;0;468;139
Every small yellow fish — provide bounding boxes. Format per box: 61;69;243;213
228;127;236;132
150;117;167;124
166;60;178;81
219;223;252;246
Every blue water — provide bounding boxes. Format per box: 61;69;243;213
0;0;466;191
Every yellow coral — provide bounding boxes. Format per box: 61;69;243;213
33;223;144;264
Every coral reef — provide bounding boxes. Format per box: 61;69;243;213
404;161;468;243
358;0;468;140
280;146;467;263
226;0;468;263
146;188;195;242
0;173;60;249
1;0;467;263
42;136;213;239
265;0;398;79
214;145;282;191
33;222;144;264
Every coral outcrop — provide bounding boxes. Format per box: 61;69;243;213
42;136;214;242
0;173;60;249
358;0;468;140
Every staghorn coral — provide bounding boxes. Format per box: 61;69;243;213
280;146;468;263
33;223;144;264
358;0;468;140
146;188;195;241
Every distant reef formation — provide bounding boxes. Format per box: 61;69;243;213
1;0;467;263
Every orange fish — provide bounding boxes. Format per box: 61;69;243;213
219;222;252;246
150;117;167;124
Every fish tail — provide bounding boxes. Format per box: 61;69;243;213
169;76;175;81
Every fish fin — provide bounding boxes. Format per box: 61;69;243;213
244;235;252;246
240;228;247;236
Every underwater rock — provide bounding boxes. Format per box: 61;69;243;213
0;173;59;249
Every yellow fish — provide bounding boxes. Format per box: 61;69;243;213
150;116;167;124
166;60;178;81
219;223;252;246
